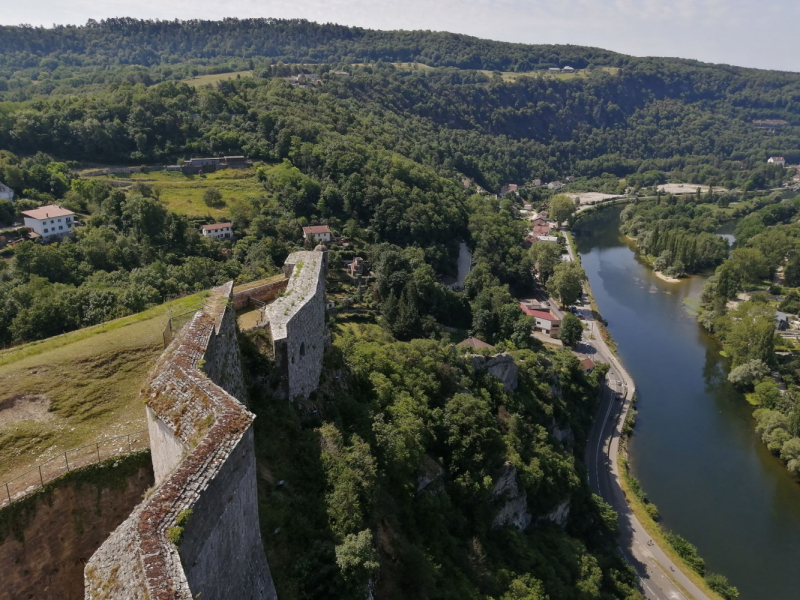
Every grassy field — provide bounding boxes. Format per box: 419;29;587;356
96;168;270;218
0;292;206;484
391;62;619;81
184;70;253;87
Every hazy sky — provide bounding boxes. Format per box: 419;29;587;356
3;0;798;73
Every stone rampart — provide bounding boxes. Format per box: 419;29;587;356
232;278;289;310
266;251;326;400
85;282;276;600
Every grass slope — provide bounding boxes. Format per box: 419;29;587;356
0;292;206;484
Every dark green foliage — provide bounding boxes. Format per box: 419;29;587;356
705;573;739;599
663;532;705;575
559;313;583;348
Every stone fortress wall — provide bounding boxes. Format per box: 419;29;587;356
84;247;328;599
85;282;277;600
266;251;327;400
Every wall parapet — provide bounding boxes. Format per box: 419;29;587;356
85;282;276;600
232;277;289;311
265;251;326;400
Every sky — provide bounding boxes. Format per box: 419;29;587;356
2;0;798;73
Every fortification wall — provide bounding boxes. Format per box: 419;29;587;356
85;283;276;600
266;251;326;400
232;278;289;310
0;455;152;600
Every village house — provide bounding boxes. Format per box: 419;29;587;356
0;182;14;200
565;175;575;182
21;205;75;241
548;181;564;190
500;183;519;196
768;156;786;166
531;178;542;187
457;336;494;350
519;302;561;338
562;66;576;73
548;67;561;72
303;224;332;243
169;156;251;174
201;222;233;240
523;202;533;211
462;178;472;188
580;358;596;373
331;70;351;77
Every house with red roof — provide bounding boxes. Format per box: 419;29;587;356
303;225;332;243
520;302;561;338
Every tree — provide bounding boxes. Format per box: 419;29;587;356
559;312;583;347
727;359;769;388
549;194;575;228
202;186;224;207
547;262;585;307
501;575;549;600
335;529;380;590
528;242;563;284
723;301;775;366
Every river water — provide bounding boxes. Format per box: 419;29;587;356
574;206;800;600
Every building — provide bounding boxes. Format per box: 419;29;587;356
331;70;351;77
457;336;494;350
531;178;542;187
170;156;251;174
0;182;14;200
499;183;519;196
580;358;596;373
303;224;332;243
562;66;576;73
548;181;564;190
768;156;786;166
462;178;472;188
21;205;75;241
201;222;233;240
565;175;575;182
519;302;561;338
776;311;790;331
548;67;561;72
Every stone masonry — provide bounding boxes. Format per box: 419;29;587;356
85;282;277;600
266;250;327;400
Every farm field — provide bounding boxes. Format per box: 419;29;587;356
185;70;253;87
93;168;270;218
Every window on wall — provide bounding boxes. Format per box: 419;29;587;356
300;342;306;358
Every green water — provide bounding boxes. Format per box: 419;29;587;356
574;206;800;600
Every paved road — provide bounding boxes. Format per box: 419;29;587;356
564;234;712;600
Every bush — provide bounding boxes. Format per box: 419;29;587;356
705;573;739;599
203;187;225;207
664;532;705;575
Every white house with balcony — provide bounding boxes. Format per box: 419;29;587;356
21;205;75;241
201;222;233;240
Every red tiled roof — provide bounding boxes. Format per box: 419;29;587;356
303;225;331;234
20;205;74;220
519;303;559;321
457;336;494;349
581;358;596;371
201;222;232;231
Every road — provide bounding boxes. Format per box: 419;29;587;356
564;234;712;600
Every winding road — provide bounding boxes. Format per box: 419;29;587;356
563;234;712;600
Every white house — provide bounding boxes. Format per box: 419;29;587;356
0;182;14;200
21;205;75;241
562;66;575;72
548;181;564;190
768;156;786;166
201;222;233;240
302;225;332;243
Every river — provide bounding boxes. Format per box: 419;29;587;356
574;206;800;600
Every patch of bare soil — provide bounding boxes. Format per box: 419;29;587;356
0;394;52;426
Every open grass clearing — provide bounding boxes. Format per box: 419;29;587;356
0;292;206;484
184;70;253;87
89;168;272;218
